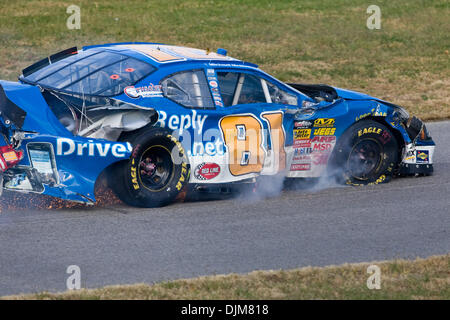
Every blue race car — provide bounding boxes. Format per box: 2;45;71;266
0;43;435;207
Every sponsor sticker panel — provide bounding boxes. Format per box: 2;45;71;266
290;118;337;175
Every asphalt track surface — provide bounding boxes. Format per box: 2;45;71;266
0;121;449;296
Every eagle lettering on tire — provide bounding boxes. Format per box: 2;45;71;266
329;120;399;186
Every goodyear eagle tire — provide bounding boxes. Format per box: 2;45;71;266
330;120;398;186
111;128;190;207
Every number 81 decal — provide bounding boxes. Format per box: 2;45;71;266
219;112;286;176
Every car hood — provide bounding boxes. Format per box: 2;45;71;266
332;86;403;110
332;87;376;100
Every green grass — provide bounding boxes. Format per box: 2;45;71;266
3;255;449;300
0;0;449;120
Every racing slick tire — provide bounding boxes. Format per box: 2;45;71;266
329;120;399;186
111;128;190;207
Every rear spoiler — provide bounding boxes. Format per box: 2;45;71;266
22;47;78;78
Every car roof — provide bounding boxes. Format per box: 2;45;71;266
82;42;259;69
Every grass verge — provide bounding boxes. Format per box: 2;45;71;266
3;254;449;300
0;0;448;120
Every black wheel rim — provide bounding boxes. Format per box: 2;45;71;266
138;145;173;191
347;139;382;181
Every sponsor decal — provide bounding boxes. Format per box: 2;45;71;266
405;151;416;161
348;174;387;186
156;110;208;135
373;111;387;117
358;127;382;137
209;80;218;88
355;112;372;121
3;151;18;162
294;121;312;128
166;134;189;191
56;138;131;158
380;130;392;144
313;127;336;136
311;136;336;143
416;150;429;163
190;140;225;157
312;143;333;152
124;83;163;98
311;136;336;153
312;153;329;165
292;155;310;162
403;144;416;162
294;147;312;155
355;107;386;121
130;162;139;190
294;129;311;139
290;163;311;171
373;104;387;117
313;118;335;127
293;139;311;148
176;162;189;191
194;162;221;180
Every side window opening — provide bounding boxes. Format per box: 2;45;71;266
217;72;267;106
217;72;297;106
216;72;239;107
237;73;266;105
266;81;298;106
161;70;214;109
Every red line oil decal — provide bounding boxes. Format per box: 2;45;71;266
194;162;221;180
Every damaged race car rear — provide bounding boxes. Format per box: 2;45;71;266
0;43;436;207
0;80;133;204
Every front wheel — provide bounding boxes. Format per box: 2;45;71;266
329;120;399;185
110;128;190;207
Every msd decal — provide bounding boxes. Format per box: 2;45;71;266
56;138;131;158
311;136;336;152
194;162;221;180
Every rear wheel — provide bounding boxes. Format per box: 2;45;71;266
110;128;190;207
330;120;399;185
